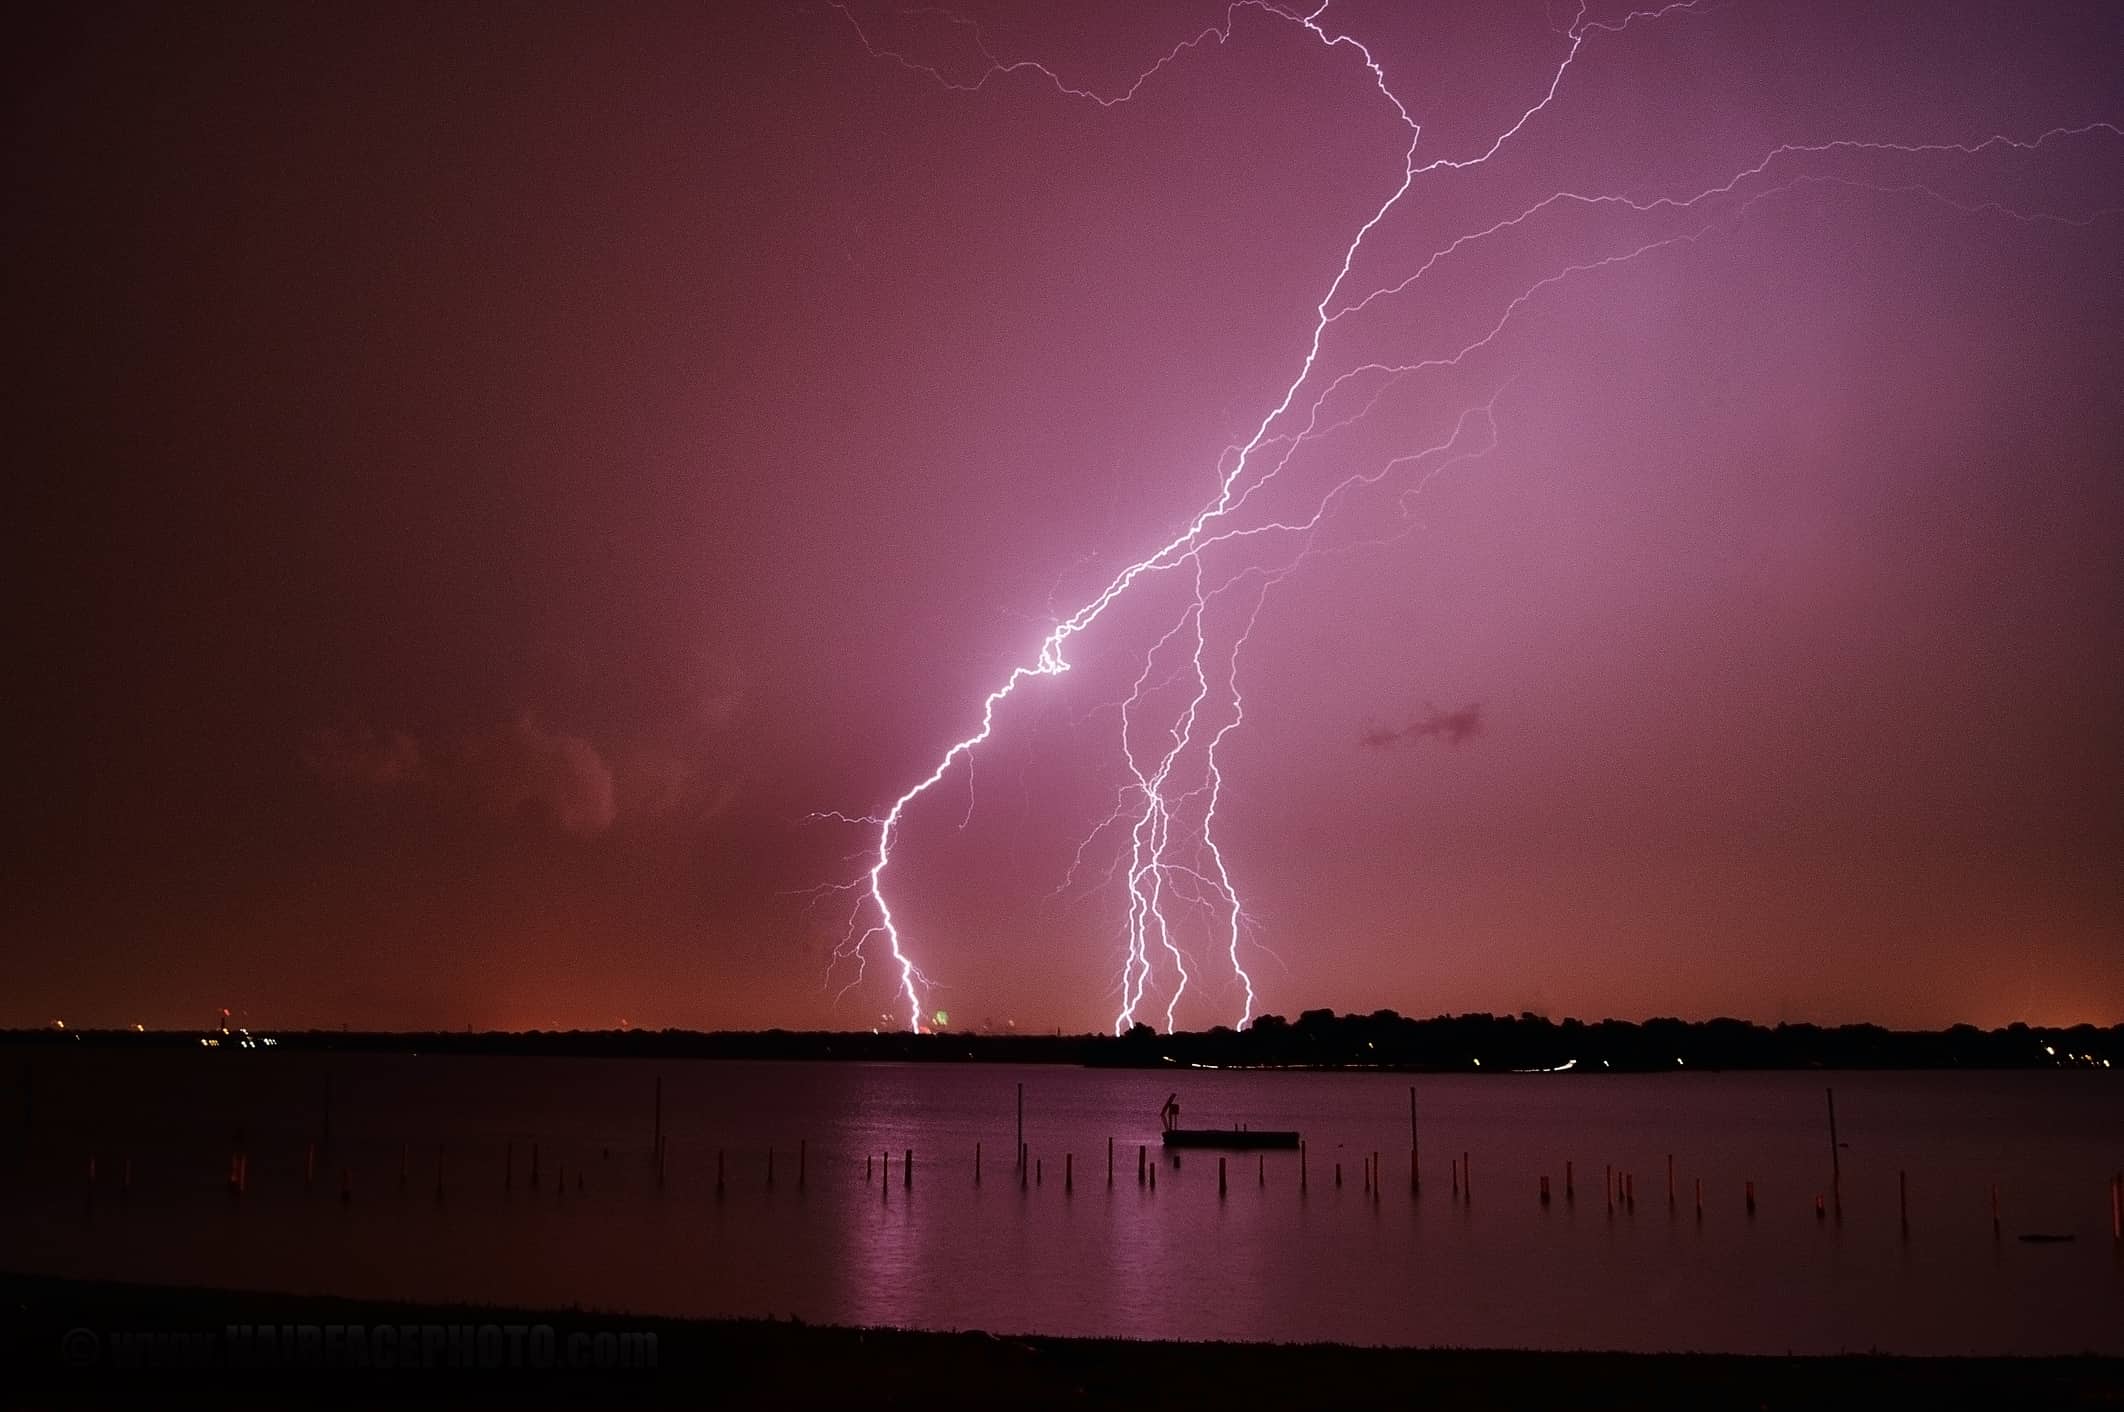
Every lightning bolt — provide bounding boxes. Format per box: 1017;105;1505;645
818;1;2122;1033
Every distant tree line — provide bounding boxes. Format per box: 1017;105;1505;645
2;1010;2117;1070
1109;1009;2119;1071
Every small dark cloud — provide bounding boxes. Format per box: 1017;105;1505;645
1359;720;1405;749
1361;702;1485;750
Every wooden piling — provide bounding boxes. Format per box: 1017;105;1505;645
866;1153;873;1181
1219;1157;1227;1197
1107;1136;1114;1187
1139;1144;1146;1185
904;1148;912;1189
1746;1179;1756;1215
1258;1154;1264;1187
1335;1162;1342;1188
1825;1088;1841;1196
1065;1153;1073;1193
1694;1176;1703;1219
1148;1162;1155;1191
1565;1160;1573;1202
1408;1087;1420;1192
1625;1172;1634;1209
1451;1158;1459;1198
974;1141;981;1185
1540;1174;1551;1206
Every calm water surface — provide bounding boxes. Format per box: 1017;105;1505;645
5;1050;2120;1354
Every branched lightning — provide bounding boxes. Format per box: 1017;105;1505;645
815;1;2122;1033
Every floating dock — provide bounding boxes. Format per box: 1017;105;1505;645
1161;1128;1300;1150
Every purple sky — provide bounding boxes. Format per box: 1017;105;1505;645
7;1;2121;1033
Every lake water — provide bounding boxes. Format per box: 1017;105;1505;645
4;1050;2120;1355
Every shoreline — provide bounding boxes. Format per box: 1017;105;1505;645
6;1017;2119;1073
5;1273;2120;1409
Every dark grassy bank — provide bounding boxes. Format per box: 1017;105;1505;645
3;1274;2119;1410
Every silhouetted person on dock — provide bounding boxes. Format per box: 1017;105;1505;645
1160;1093;1180;1133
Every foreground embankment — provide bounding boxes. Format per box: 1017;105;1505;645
3;1273;2120;1409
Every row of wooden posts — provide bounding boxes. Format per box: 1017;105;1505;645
62;1137;2124;1244
61;1079;2124;1241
